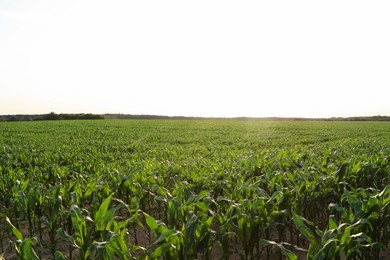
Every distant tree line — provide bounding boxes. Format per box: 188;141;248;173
0;113;389;122
326;116;390;121
44;112;106;120
0;112;105;122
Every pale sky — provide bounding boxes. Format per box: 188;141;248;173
0;1;389;118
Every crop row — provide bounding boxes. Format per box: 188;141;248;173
0;120;389;259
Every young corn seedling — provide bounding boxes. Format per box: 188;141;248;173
143;212;181;259
57;205;94;260
232;198;267;260
40;186;64;257
214;197;237;259
180;211;214;259
5;217;40;260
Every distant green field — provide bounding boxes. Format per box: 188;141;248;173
0;120;389;259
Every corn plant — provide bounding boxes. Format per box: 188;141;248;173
143;212;181;259
1;120;389;259
5;217;40;260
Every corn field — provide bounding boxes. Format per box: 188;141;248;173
0;120;389;259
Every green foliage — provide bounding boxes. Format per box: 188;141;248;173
0;120;389;259
6;217;40;259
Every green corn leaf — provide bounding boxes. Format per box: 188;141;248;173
21;180;29;191
5;217;22;241
328;215;337;230
144;213;158;231
266;190;283;204
94;193;113;224
200;216;213;235
54;250;68;260
20;238;40;260
154;229;180;244
57;228;78;248
292;213;316;244
367;197;379;209
196;201;208;212
292;213;319;257
259;239;298;260
340;225;351;244
92;241;109;249
335;163;348;182
350;232;372;244
350;218;372;231
315;238;338;259
151;243;171;258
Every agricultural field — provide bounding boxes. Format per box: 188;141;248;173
0;119;389;259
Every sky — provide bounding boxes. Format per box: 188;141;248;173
0;1;389;118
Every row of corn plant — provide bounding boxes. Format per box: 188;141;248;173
1;120;389;259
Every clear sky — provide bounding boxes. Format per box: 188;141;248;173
1;1;389;118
